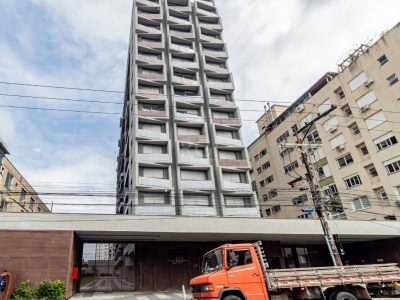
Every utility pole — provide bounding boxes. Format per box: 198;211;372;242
283;105;343;267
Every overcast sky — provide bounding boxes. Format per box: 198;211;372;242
0;0;399;213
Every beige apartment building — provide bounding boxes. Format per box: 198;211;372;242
0;139;50;213
248;22;400;221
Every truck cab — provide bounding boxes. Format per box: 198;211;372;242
190;243;269;300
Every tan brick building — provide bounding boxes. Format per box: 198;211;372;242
248;22;400;221
0;140;50;213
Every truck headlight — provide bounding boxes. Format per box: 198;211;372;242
191;284;214;293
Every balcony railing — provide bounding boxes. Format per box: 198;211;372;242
169;6;192;14
169;30;195;40
136;0;160;7
219;159;249;168
135;205;175;216
213;118;240;126
224;206;259;217
178;135;208;143
170;44;195;53
178;155;209;166
172;76;199;86
204;64;229;73
207;81;234;91
138;40;164;50
138;176;171;188
176;112;204;123
137;54;163;64
215;136;242;146
137;129;168;140
174;94;203;104
200;34;222;44
137;12;162;21
180;179;214;190
171;60;199;69
196;7;218;17
199;23;223;32
138;72;166;81
182;205;217;216
137;90;167;100
137;153;171;163
167;15;191;25
209;98;236;108
136;23;161;34
138;110;168;118
203;49;228;58
222;181;252;191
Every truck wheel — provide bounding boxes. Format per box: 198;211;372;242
333;291;357;300
223;295;242;300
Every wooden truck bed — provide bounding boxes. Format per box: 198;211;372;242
265;264;400;290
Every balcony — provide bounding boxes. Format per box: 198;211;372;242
172;75;199;86
172;60;199;69
196;7;218;18
182;205;217;216
138;72;166;82
180;179;214;190
199;23;223;32
135;205;175;216
213;117;240;126
178;155;209;166
200;34;222;44
204;64;229;74
222;181;252;191
224;206;259;217
137;129;168;140
170;43;195;54
169;6;192;14
137;54;163;64
138;176;171;188
219;159;249;168
137;153;171;163
209;98;236;108
169;30;195;40
174;94;203;105
136;90;167;100
136;23;161;34
138;39;164;50
176;112;204;123
203;49;228;59
207;81;234;91
215;136;242;147
138;110;168;118
167;15;191;25
137;12;162;21
178;135;208;143
136;0;160;7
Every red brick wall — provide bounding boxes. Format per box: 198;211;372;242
0;230;75;298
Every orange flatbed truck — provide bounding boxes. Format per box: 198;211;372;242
190;242;400;300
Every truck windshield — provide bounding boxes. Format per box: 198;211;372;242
202;249;223;274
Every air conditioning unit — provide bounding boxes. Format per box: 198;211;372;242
335;144;345;151
328;127;338;133
295;104;305;112
364;79;374;87
360;104;370;113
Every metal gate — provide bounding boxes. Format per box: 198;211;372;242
79;243;135;292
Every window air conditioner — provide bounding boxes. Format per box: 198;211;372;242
359;104;370;113
335;144;345;151
364;79;374;87
295;104;305;112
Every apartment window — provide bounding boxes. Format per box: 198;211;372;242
356;90;377;109
262;194;269;202
219;150;242;160
342;106;352;117
259;180;265;188
306;130;320;143
276;131;290;144
375;133;398;151
352;196;371;210
368;166;378;177
284;160;299;173
181;146;205;158
20;188;27;205
138;84;162;94
139;167;168;179
212;111;233;119
225;196;252;208
223;172;247;183
323;184;338;198
0;198;7;212
329;134;345;149
318;99;332;114
216;130;239;139
335;87;345;99
254;154;259;162
29;198;35;210
177;126;202;136
350;123;360;135
181;169;208;181
251;181;257;191
139;122;166;133
178;107;200;116
292;194;308;205
260;148;267;158
141;103;163;112
138;67;162;75
377;190;389;201
366;111;386;129
257;167;262;175
210;93;231;101
291;124;298;134
172;55;194;62
359;145;369;156
337;153;354;168
139;192;169;205
348;72;369;91
265;205;281;216
174;88;197;96
387;74;398;86
344;175;362;188
175;72;195;80
280;147;294;157
184;194;211;206
4;172;13;189
261;161;271;171
378;54;388;66
384;157;400;175
265;175;274;185
139;51;161;60
268;189;278;199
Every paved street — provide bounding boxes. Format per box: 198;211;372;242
71;291;189;300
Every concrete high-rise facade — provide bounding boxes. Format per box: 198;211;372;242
117;0;258;217
248;22;400;221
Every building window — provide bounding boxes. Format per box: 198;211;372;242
366;111;386;129
280;147;294;157
262;194;268;201
298;213;312;219
0;198;7;212
387;74;398;86
139;192;169;205
291;124;298;134
265;205;281;216
4;172;13;189
139;167;169;179
225;196;252;208
254;154;259;162
359;145;369;156
342;106;352;117
276;131;290;145
344;175;362;188
384;215;396;220
385;158;400;175
352;196;371;210
265;175;274;185
181;169;208;181
261;161;271;171
378;54;388;66
337;153;354;168
259;180;265;188
306;130;320;143
380;191;389;201
268;189;278;199
260;148;267;158
335;87;345;99
368;166;378;177
350;123;360;135
257;167;262;175
29;198;35;211
292;194;308;205
375;134;398;151
20;189;26;205
323;184;338;198
284;160;299;173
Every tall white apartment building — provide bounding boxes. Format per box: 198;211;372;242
117;0;258;217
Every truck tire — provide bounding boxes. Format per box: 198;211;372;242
223;295;242;300
333;291;357;300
